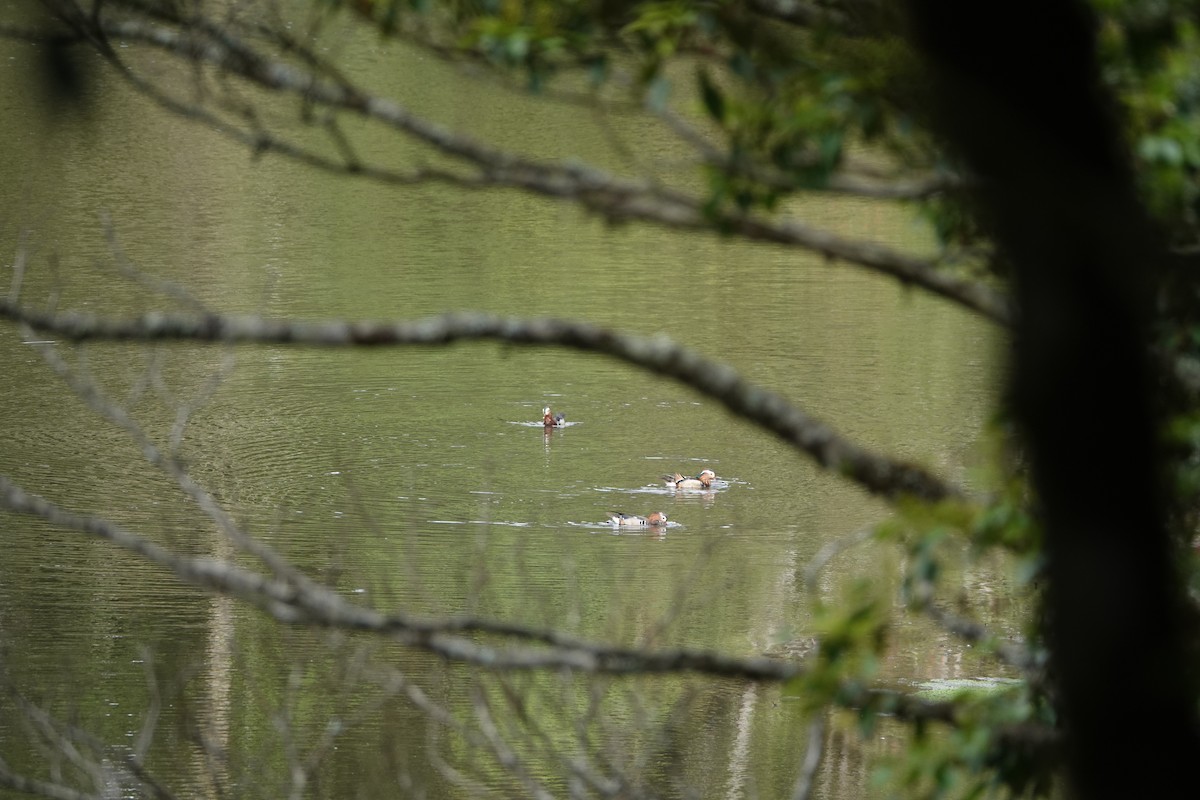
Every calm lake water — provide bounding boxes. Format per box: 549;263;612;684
0;18;1014;799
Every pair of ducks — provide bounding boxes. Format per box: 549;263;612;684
540;407;715;529
608;469;718;528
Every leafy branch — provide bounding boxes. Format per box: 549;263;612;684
11;0;1010;324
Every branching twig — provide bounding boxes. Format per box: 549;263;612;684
100;215;211;314
14;5;1010;324
7;689;179;800
803;525;877;589
0;472;972;734
24;331;303;581
470;684;557;800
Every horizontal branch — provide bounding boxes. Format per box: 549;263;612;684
3;304;963;503
22;5;1010;325
824;172;958;200
0;472;967;731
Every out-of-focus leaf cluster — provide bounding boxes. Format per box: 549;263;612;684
326;1;1200;251
1096;1;1200;242
876;683;1058;799
330;1;938;212
784;578;890;713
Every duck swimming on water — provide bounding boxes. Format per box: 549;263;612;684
608;511;668;527
542;407;566;427
662;469;716;490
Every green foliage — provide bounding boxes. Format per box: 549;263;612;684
970;494;1041;558
324;0;1200;251
327;0;935;217
1096;4;1200;240
876;684;1057;799
621;0;700;63
785;579;890;714
918;191;985;250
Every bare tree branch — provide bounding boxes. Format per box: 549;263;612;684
100;214;211;314
4;305;964;503
469;684;557;800
12;4;1010;324
804;525;876;588
25;330;306;582
0;471;973;735
2;688;180;800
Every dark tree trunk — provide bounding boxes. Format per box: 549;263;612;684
904;1;1200;795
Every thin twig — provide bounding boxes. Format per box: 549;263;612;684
789;713;827;800
24;332;305;582
803;525;877;590
17;6;1010;323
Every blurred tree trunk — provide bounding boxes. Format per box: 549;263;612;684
905;0;1200;795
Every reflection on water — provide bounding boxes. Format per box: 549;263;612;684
0;25;1010;800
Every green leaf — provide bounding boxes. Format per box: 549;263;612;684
1139;134;1184;165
